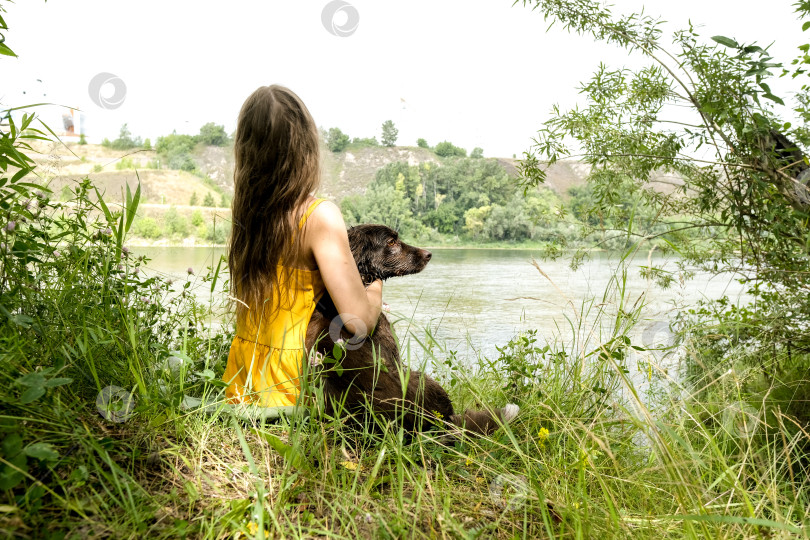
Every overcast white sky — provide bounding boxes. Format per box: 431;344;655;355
2;0;808;157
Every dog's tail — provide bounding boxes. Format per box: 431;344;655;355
448;403;520;437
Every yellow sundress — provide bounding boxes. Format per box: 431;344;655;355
222;198;326;408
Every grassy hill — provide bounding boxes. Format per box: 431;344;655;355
27;140;614;245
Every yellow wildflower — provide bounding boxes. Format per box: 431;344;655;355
340;460;361;471
475;476;486;484
537;427;550;448
432;410;444;419
247;522;258;535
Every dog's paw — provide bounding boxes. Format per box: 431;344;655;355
500;404;520;424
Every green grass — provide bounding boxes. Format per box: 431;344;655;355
2;229;808;538
1;126;808;537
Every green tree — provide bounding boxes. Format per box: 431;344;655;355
163;206;190;237
190;210;204;227
102;123;142;150
471;147;484;159
352;136;379;147
381;120;398;147
196;122;229;146
155;132;196;171
189;192;199;206
417;138;429;148
341;183;418;234
202;192;216;207
434;141;466;157
518;0;810;365
326;127;350;152
463;205;492;238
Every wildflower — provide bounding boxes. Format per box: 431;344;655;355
121;246;130;256
475;476;485;485
382;302;391;313
6;221;16;232
465;457;473;467
537;427;550;449
187;267;194;275
53;250;60;258
310;351;324;367
334;338;345;349
340;460;361;471
432;410;444;420
132;267;140;276
102;227;113;236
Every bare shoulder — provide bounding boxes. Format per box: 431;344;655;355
308;200;346;233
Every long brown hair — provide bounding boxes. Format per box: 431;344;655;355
229;85;321;322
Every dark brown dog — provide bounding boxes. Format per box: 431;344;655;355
305;224;517;435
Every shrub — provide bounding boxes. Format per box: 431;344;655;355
471;147;484;158
189;192;198;206
351;137;379;147
203;219;231;244
196;122;229;146
417;138;429;148
134;217;162;239
190;210;204;227
202;192;215;207
102;123;142;150
326;127;350;152
155;133;197;171
163;206;189;237
434;141;466;157
115;157;136;170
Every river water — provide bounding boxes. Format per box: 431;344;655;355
133;246;748;382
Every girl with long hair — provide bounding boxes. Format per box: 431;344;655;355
223;85;381;408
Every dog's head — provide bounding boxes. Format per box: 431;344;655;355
347;225;432;285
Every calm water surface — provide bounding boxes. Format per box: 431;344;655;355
134;246;748;376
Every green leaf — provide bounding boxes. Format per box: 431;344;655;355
94;187;113;222
20;386;45;404
16;372;46;387
763;93;785;105
711;35;739;48
24;443;59;461
803;21;810;31
124;178;141;233
0;43;16;57
43;377;72;388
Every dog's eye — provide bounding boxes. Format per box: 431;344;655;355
387;238;398;247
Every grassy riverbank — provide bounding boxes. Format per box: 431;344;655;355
2;122;807;540
2;185;807;537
